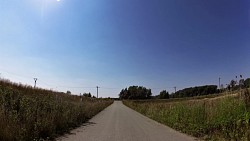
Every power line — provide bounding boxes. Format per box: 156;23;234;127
57;86;96;89
150;87;176;90
0;69;33;79
100;87;122;90
219;77;221;89
0;69;180;94
39;80;55;87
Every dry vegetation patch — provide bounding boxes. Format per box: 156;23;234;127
124;89;250;140
0;80;113;141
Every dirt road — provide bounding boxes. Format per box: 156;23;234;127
57;101;197;141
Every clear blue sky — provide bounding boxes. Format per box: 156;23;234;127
0;0;249;98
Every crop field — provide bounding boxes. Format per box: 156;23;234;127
0;80;113;141
124;89;250;140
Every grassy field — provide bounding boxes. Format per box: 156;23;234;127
0;80;113;141
124;89;250;140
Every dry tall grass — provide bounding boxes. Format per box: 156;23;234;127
0;79;113;141
124;89;250;140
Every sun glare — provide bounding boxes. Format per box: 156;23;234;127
57;0;60;1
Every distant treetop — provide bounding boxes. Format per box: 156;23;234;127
119;86;152;100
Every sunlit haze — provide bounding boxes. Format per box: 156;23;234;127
0;0;249;98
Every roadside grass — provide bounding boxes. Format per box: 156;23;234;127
124;89;250;140
0;79;113;141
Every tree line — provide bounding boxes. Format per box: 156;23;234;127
119;77;250;100
172;85;217;98
119;85;218;100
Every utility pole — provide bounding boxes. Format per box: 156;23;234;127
96;86;99;98
174;86;176;93
219;77;221;89
235;76;238;85
34;78;38;88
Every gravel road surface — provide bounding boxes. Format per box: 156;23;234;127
57;101;197;141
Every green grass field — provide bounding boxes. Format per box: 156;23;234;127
0;80;113;141
124;89;250;140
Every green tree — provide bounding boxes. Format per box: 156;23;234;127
244;78;250;88
230;80;236;88
66;90;71;95
83;92;92;97
88;92;92;97
119;86;152;100
158;90;169;99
